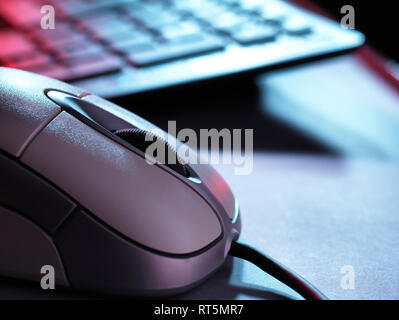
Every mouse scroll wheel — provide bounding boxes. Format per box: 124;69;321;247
114;128;189;178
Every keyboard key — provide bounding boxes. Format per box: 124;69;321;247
101;29;152;45
55;0;133;16
60;44;106;62
128;36;225;67
67;55;122;81
0;0;44;28
32;23;77;43
159;21;202;40
256;1;288;22
165;0;205;12
221;0;240;5
132;10;181;29
239;0;264;11
283;17;312;35
123;1;165;16
0;31;36;59
112;40;155;54
11;53;53;71
223;23;278;44
44;35;104;60
210;12;246;30
191;5;227;21
170;33;214;45
75;9;120;23
39;64;73;81
86;20;134;38
41;33;88;52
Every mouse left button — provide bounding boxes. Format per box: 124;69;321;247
0;67;86;157
0;97;61;158
0;94;61;158
0;205;69;286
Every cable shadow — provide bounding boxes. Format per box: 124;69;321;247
173;257;295;300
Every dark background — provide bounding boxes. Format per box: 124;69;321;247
315;0;397;62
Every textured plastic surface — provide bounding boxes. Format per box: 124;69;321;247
81;94;238;221
22;111;222;254
55;208;234;296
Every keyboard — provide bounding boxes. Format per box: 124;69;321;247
0;0;364;98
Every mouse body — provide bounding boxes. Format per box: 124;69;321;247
0;67;241;296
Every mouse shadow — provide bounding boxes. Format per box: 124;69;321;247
0;257;294;300
0;275;106;300
172;257;294;300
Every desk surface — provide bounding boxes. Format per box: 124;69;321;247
1;153;398;300
191;154;399;300
1;53;399;300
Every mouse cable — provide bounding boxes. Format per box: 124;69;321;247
228;241;328;300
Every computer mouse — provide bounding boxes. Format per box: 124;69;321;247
0;67;241;296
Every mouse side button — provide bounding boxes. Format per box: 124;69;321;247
0;93;60;157
0;206;69;286
0;153;76;234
